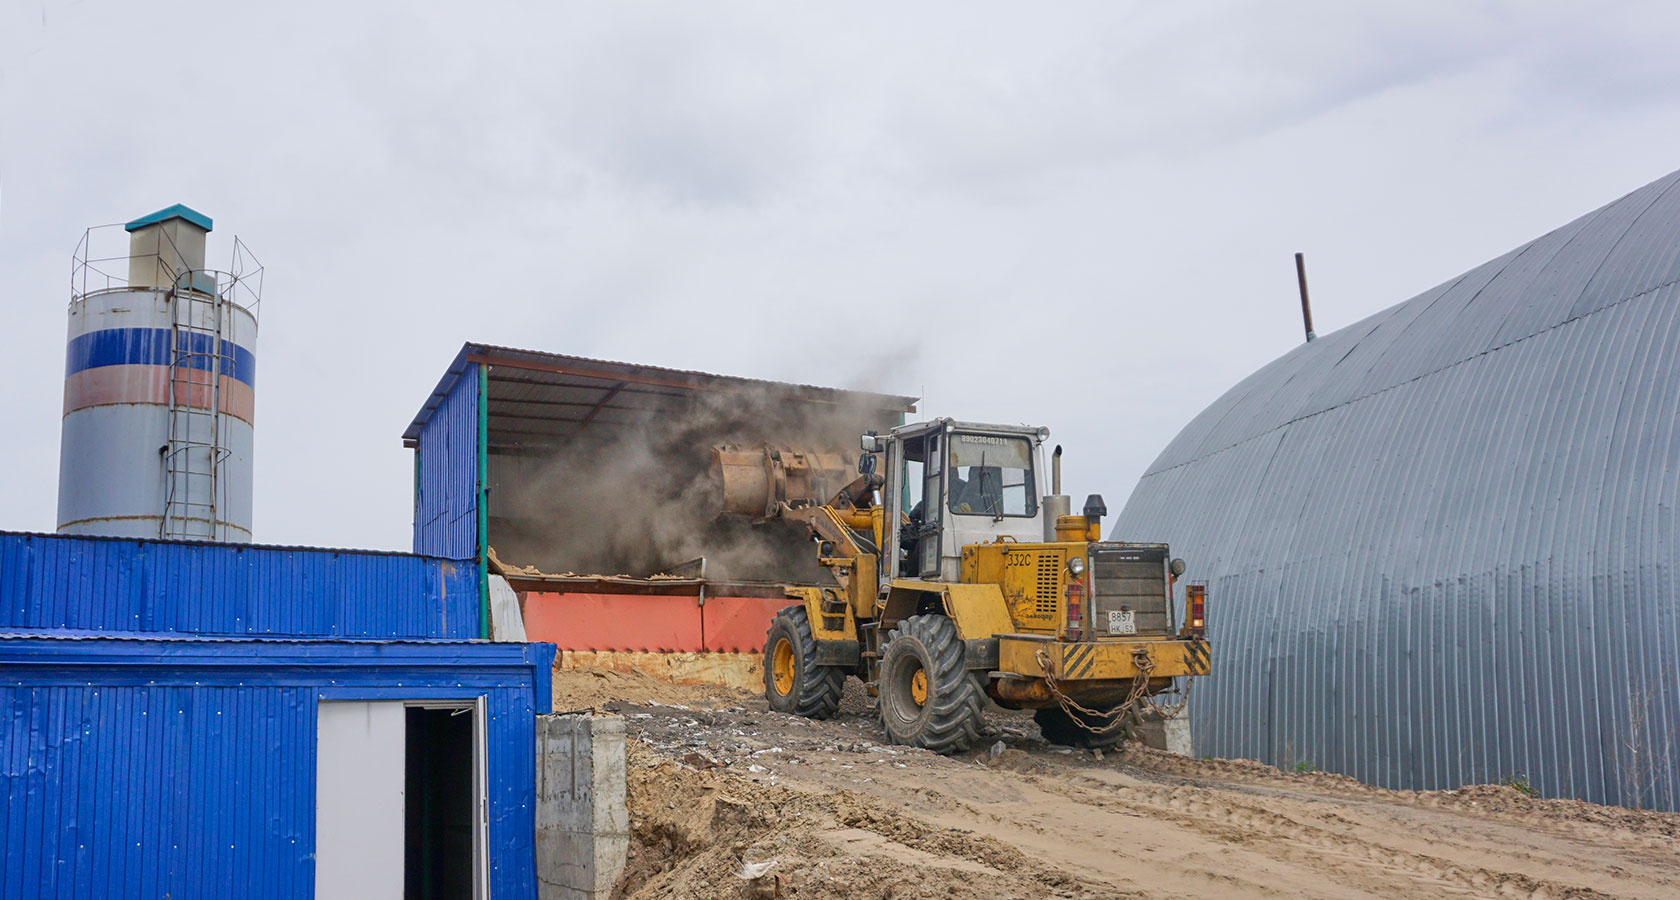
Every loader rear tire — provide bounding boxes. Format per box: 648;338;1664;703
878;614;985;754
764;605;844;719
1035;704;1135;751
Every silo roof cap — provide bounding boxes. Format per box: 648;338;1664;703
125;203;213;233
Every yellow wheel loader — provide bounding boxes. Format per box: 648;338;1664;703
716;419;1210;754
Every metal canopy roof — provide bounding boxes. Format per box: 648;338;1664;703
403;342;918;450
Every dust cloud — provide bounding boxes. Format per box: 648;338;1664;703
488;387;900;583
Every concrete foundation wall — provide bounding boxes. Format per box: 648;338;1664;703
536;714;628;900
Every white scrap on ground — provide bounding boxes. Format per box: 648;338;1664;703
738;859;777;880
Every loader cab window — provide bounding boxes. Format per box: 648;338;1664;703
897;432;941;577
903;450;924;519
948;434;1036;518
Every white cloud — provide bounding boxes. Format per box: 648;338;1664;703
5;1;1680;548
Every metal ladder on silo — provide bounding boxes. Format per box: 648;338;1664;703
161;277;232;540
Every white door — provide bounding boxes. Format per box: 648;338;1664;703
316;701;406;900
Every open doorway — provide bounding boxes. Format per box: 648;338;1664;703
315;700;486;900
406;706;477;900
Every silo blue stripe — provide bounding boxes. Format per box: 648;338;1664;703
64;328;256;388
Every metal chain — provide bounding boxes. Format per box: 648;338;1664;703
1035;644;1197;738
1149;673;1194;720
1036;646;1156;737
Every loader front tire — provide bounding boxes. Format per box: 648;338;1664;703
878;614;985;754
763;605;844;719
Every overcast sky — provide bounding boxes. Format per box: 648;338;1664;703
4;1;1680;551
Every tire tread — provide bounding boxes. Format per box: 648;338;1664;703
878;614;985;753
764;605;845;719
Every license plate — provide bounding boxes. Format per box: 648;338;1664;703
1108;609;1136;635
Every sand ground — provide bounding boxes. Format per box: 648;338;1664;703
553;669;1680;900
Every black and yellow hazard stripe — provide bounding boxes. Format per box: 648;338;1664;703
1038;638;1212;681
1063;641;1099;680
1182;639;1210;675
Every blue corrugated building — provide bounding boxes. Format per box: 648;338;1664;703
1117;168;1680;810
0;530;556;898
0;531;478;638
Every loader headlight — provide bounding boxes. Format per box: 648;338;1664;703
1067;557;1085;576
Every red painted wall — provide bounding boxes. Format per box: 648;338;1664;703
701;596;793;652
520;591;793;653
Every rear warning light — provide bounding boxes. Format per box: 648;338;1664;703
1066;577;1084;637
1185;583;1207;637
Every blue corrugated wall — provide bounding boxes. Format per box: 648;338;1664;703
3;684;315;898
0;532;479;639
0;636;554;900
413;363;480;560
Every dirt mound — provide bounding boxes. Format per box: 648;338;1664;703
593;672;1680;900
617;746;1097;899
1118;745;1680;842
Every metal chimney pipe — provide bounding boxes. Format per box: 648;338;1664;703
1043;445;1069;542
1295;252;1317;342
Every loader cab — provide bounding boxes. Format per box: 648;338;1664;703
873;419;1047;587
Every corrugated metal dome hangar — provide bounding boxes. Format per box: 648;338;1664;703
1116;168;1680;810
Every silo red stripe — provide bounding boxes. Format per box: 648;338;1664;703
63;365;255;422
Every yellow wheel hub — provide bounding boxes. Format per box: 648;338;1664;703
771;637;796;695
910;667;929;706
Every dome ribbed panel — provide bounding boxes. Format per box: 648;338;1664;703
1117;169;1680;808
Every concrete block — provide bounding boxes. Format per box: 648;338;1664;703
1137;707;1194;756
536;714;628;900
